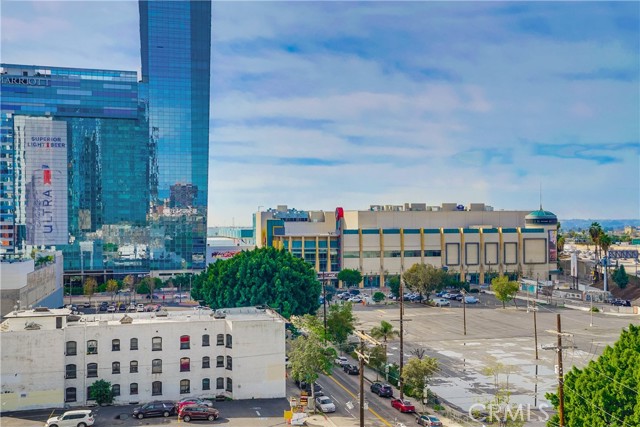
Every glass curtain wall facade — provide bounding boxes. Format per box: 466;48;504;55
0;64;149;272
139;0;211;270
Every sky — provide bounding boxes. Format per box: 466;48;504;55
2;1;639;225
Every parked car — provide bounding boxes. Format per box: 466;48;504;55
296;380;323;396
343;363;359;375
107;305;116;313
178;404;219;422
448;293;462;300
177;397;214;412
417;414;443;426
348;295;364;303
348;289;361;296
132;401;177;419
118;303;127;311
430;298;450;307
136;303;145;312
370;382;393;397
315;396;336;413
435;291;447;297
391;398;416;413
45;410;94;427
464;296;479;304
612;299;631;307
335;356;348;366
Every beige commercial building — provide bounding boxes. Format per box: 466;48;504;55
255;203;559;287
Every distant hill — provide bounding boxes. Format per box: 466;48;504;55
560;219;640;232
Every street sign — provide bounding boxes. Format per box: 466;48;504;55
317;272;338;280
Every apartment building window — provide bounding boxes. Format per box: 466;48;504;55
152;381;162;396
226;356;232;371
202;378;210;390
152;359;162;374
216;356;224;367
66;341;77;356
112;362;121;374
130;383;138;395
152;337;162;351
112;384;120;397
202;356;210;368
216;377;224;389
130;361;138;373
87;340;98;355
180;357;190;372
180;335;190;350
112;339;120;351
226;334;232;348
216;334;224;345
87;363;98;377
65;364;76;379
130;338;138;350
202;334;210;346
226;378;232;392
180;379;190;394
65;387;76;402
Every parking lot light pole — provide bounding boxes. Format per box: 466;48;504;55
461;289;467;336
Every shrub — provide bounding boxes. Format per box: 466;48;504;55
591;306;599;312
372;292;385;303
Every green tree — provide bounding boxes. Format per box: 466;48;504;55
387;275;400;298
191;247;320;318
402;356;438;411
403;263;446;301
612;265;629;289
589;222;603;278
326;302;356;350
89;379;113;405
106;279;119;301
479;363;524;426
367;345;388;381
123;274;135;291
372;291;385;303
289;333;333;406
370;320;400;346
599;232;613;284
83;277;97;304
492;275;520;308
137;277;156;297
546;324;640;427
338;268;362;289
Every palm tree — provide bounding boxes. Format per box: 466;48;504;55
589;222;603;279
599;231;613;286
371;320;400;364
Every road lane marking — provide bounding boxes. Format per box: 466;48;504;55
330;394;340;403
328;374;392;427
256;410;261;416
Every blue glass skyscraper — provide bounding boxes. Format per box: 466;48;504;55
139;0;211;269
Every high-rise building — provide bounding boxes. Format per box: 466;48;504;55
139;0;211;270
0;0;211;276
0;65;149;273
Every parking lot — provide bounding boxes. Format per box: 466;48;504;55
1;399;290;427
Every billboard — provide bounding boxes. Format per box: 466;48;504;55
548;230;557;263
21;118;68;245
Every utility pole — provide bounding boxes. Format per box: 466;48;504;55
543;314;573;427
533;299;539;360
323;276;327;343
461;289;467;336
399;273;405;400
353;330;380;427
556;315;565;427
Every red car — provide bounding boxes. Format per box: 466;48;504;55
391;398;416;413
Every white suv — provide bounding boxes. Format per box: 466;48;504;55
45;410;94;427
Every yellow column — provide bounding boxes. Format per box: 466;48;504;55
498;228;504;275
315;236;320;271
479;229;485;284
460;228;465;282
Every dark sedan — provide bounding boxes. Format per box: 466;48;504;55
370;382;393;397
343;363;360;375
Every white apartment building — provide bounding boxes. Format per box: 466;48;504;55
0;306;285;412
